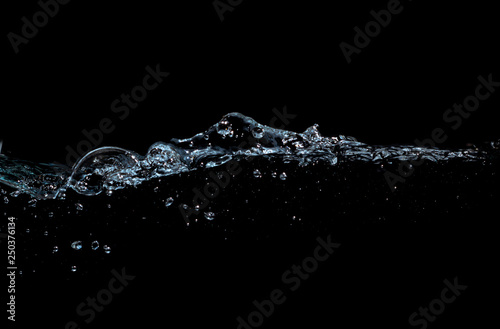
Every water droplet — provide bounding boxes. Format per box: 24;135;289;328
252;127;264;139
253;169;262;178
71;266;77;272
91;240;99;250
26;229;30;233
75;203;84;211
48;212;54;218
279;172;287;180
204;212;215;220
3;196;9;204
71;241;83;250
165;197;174;207
43;230;48;236
52;246;59;253
271;172;277;178
103;245;111;254
154;187;159;193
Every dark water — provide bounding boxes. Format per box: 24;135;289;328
1;113;499;328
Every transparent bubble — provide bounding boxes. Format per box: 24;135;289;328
91;240;99;250
75;203;84;211
280;172;287;180
271;172;277;178
71;266;77;272
204;212;215;220
252;127;264;139
253;169;262;178
165;197;174;207
52;246;59;253
103;245;111;254
71;241;83;250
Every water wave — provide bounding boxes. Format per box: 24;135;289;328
0;112;498;200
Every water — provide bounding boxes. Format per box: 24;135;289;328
0;113;497;201
0;112;499;278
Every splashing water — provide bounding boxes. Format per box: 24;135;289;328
0;112;498;201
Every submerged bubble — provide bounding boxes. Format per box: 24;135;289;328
252;127;264;139
204;212;215;220
71;266;77;272
52;246;59;253
71;241;83;250
75;203;84;211
91;240;99;250
280;172;287;180
165;197;174;207
253;169;262;178
103;245;111;254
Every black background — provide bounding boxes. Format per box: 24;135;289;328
2;0;499;328
2;0;499;163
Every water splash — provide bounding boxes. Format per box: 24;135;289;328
0;112;498;200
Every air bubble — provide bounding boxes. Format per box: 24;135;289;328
91;240;99;250
252;127;264;139
204;212;215;220
253;169;262;178
280;172;287;180
71;241;83;250
75;203;84;211
165;197;174;207
103;245;111;254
